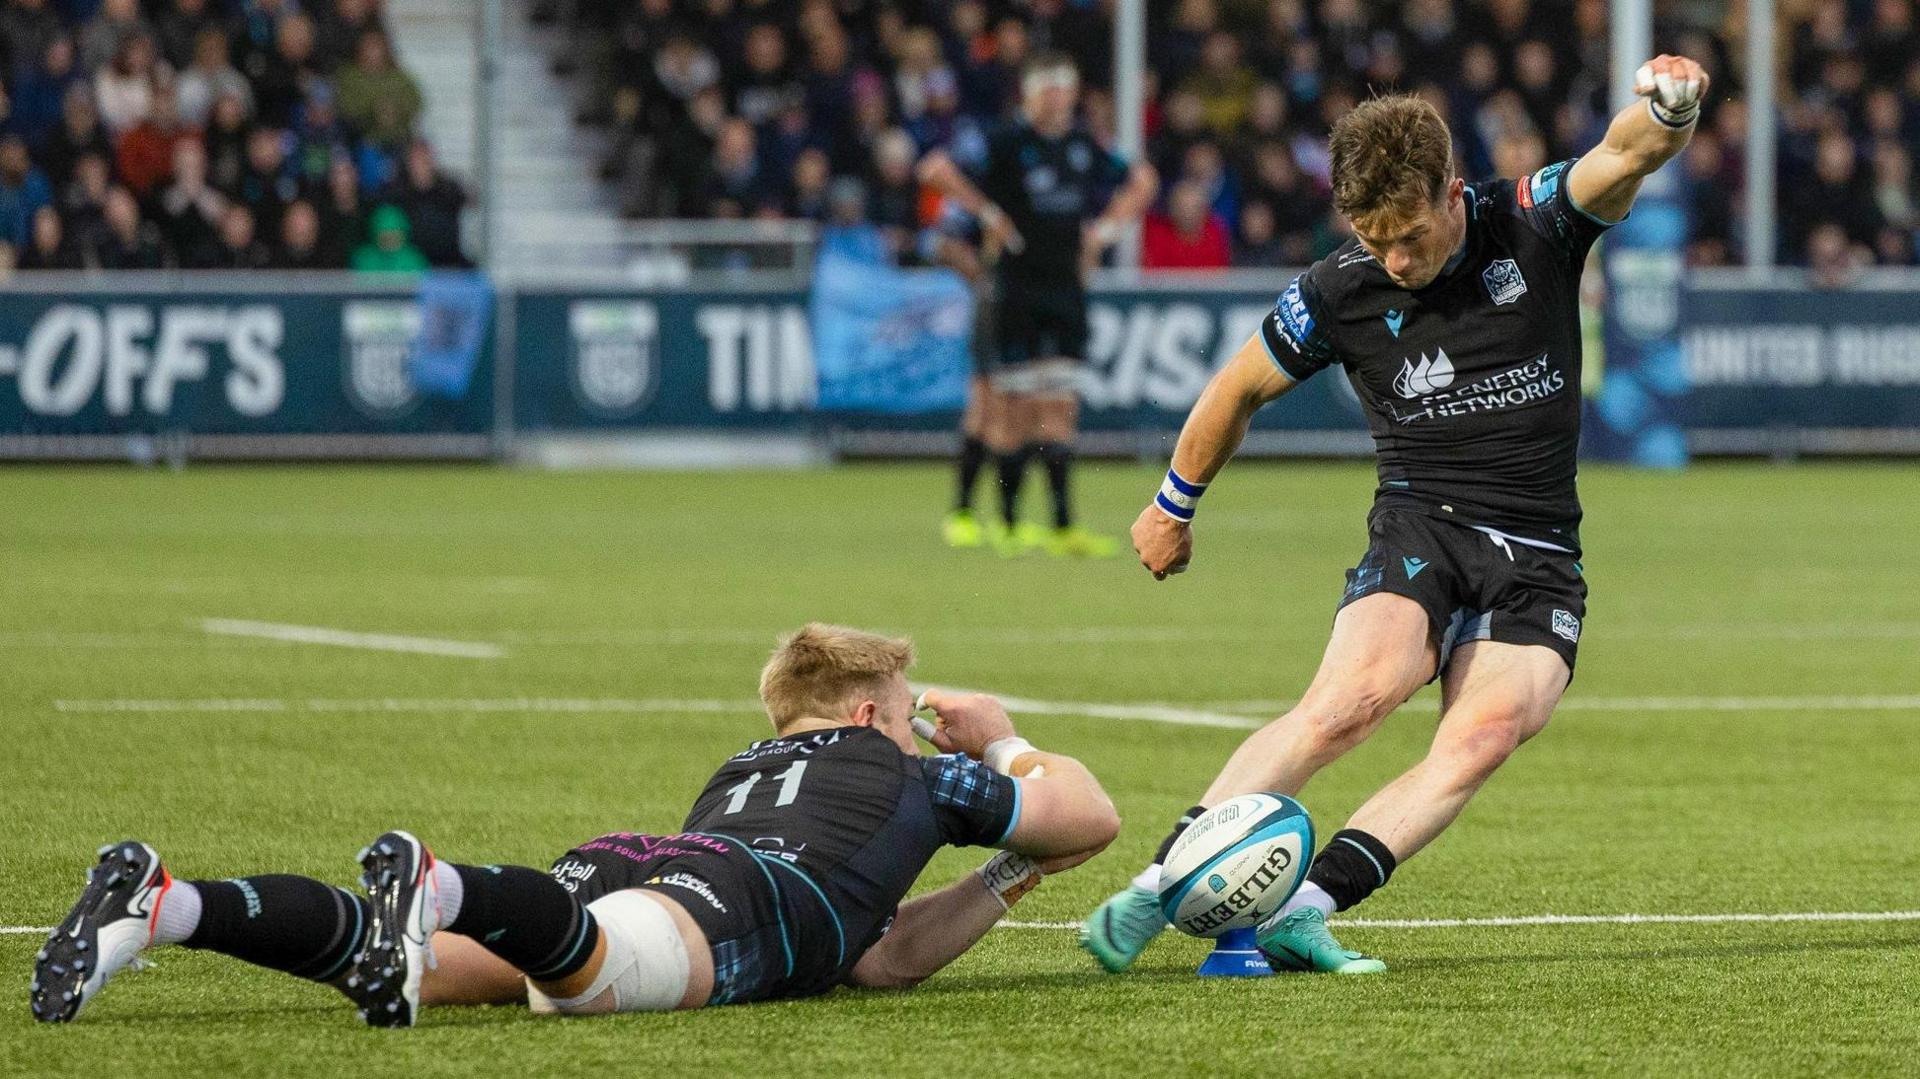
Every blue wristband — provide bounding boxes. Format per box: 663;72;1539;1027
1154;469;1206;523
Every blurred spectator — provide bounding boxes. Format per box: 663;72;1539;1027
93;32;158;134
272;197;330;268
1183;31;1254;137
316;154;364;266
1807;221;1868;288
175;27;252;127
383;138;467;267
250;13;317;128
700;116;768;217
11;36;81;144
1;0;64;84
210;202;271;268
315;0;382;74
287;81;346;186
78;0;151;75
84;184;168;268
866;127;919;239
156;137;224;266
335;29;420;149
236;125;298;236
60;149;111;239
1142;179;1231;269
350;202;426;273
1233;200;1290;267
40;84;112;187
202;89;249;192
787;146;831;220
155;0;219;71
18;202;78;268
732;21;801;128
115;84;193;198
0;133;52;246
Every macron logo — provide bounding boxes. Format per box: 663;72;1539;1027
1384;309;1405;337
1403;557;1430;579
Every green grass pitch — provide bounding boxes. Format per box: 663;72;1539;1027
2;461;1917;1076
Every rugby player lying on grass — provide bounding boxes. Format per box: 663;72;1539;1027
31;624;1118;1026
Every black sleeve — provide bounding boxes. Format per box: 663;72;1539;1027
919;754;1020;848
1512;158;1622;262
1257;264;1339;381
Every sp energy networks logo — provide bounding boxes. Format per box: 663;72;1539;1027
1392;349;1455;397
569;301;659;418
341;302;420;418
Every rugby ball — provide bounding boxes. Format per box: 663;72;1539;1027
1157;793;1314;938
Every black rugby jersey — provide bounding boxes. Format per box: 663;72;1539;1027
962;120;1130;285
678;726;1018;999
1260;159;1615;550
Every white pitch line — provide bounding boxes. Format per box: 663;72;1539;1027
8;909;1919;938
47;692;1920;721
199;619;507;660
1201;695;1920;715
1002;910;1920;931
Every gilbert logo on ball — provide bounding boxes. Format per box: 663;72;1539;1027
1158;793;1314;938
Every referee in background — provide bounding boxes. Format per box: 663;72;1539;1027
920;51;1157;558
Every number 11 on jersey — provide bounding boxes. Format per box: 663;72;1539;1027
722;760;809;814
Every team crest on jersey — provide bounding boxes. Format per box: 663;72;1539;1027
1552;609;1582;643
1483;259;1527;305
1393;349;1455;398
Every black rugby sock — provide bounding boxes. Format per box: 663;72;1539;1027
956;435;988;511
995;447;1032;527
1151;804;1211;868
1303;829;1397;911
1035;441;1073;529
181;876;370;981
443;864;599;981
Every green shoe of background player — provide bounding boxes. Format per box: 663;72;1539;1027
943;509;984;548
1012;521;1051;552
1255;907;1386;974
1079;884;1169;973
988;520;1025;557
1045;525;1119;559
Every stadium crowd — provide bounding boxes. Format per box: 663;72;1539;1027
0;0;468;272
542;0;1920;272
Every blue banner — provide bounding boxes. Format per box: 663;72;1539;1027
1590;173;1689;467
410;272;493;399
810;253;972;414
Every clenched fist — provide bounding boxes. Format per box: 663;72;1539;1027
1634;54;1709;128
1131;504;1193;580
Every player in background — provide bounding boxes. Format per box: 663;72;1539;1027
920;50;1157;558
926;202;1008;548
1081;58;1708;974
32;625;1119;1025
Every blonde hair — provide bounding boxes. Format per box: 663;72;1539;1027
758;623;915;730
1328;94;1454;228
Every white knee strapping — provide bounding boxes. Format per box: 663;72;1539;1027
525;890;691;1016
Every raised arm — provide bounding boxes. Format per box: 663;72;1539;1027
1131;334;1298;579
918;149;1024;254
1567;54;1709;224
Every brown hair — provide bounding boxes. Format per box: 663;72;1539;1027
1327;94;1454;227
758;623;915;730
